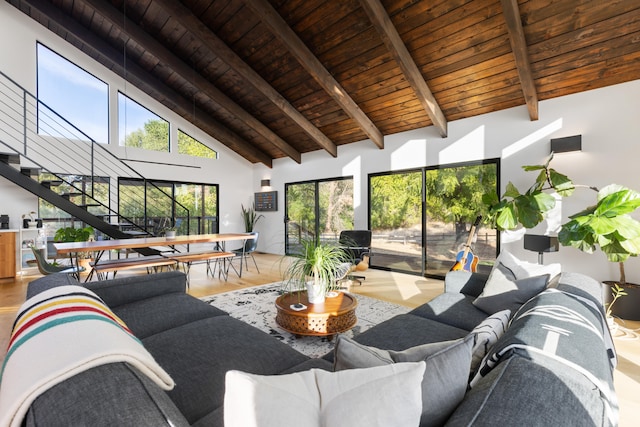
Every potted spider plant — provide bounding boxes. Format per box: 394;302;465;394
282;238;350;305
483;153;640;320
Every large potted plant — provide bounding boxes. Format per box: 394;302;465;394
483;154;640;320
282;238;350;305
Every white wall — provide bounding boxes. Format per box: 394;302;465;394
256;79;640;284
0;3;255;234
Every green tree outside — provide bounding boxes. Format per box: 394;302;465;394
425;164;496;238
178;130;217;159
123;119;169;152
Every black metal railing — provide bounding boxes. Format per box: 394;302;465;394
0;70;190;237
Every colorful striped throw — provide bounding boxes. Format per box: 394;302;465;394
0;285;174;427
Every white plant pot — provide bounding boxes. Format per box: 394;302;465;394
166;230;176;239
306;281;325;305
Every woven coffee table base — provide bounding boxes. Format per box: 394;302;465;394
275;291;358;338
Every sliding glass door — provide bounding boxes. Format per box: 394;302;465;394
285;177;353;254
369;160;499;278
369;171;423;273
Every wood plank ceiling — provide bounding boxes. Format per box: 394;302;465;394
9;0;640;167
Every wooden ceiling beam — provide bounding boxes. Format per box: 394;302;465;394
359;0;447;138
80;0;300;163
22;0;273;167
153;0;338;158
246;0;385;149
500;0;539;120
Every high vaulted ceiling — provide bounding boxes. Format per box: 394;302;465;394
9;0;640;167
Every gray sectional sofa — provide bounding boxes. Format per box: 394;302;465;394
5;267;618;426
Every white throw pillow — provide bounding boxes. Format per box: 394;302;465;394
468;309;511;373
497;250;561;279
224;363;425;427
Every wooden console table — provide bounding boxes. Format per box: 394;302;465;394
275;291;358;339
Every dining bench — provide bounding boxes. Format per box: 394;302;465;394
162;251;235;283
90;255;177;280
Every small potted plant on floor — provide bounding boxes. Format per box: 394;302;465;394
282;238;351;305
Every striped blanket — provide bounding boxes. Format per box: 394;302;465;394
0;285;174;427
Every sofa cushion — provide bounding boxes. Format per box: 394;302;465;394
25;363;190;427
473;250;556;314
555;271;605;307
280;357;334;374
468;309;510;374
141;315;310;425
471;288;616;397
112;293;227;339
410;292;489;331
444;270;489;297
224;363;425;427
447;356;615;427
330;313;469;360
333;335;473;427
85;271;188;308
26;274;77;298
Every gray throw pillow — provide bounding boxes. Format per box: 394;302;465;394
468;309;511;374
333;334;474;427
471;250;560;315
473;270;550;315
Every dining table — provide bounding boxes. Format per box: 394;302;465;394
54;233;257;281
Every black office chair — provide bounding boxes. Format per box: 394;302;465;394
31;246;85;279
339;230;372;285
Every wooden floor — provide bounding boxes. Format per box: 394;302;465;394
1;252;638;425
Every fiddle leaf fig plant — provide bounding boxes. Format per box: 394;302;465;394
483;154;575;230
558;184;640;284
483;153;640;285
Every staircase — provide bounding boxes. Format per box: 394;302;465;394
0;71;190;253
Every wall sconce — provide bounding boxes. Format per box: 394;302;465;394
523;234;559;264
550;135;581;153
260;179;271;188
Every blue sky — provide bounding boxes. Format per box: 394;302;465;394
37;44;160;145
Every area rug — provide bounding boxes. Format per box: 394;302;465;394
201;283;410;358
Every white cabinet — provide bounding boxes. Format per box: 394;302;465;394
18;227;46;273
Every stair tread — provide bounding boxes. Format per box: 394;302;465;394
0;153;20;165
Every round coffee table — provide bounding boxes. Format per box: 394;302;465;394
275;291;358;340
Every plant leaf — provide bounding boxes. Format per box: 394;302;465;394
503;182;521;199
595;185;640;217
495;204;518;230
548;169;574;196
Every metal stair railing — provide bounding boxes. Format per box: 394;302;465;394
0;70;190;240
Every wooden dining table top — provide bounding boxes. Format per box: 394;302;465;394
53;233;256;254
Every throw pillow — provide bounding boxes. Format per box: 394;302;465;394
473;272;549;315
333;335;474;427
224;363;426;427
468;309;511;374
497;249;561;279
473;250;560;314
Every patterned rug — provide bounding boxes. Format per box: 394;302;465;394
201;283;410;358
